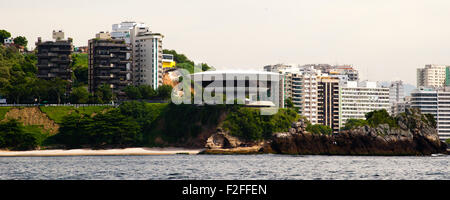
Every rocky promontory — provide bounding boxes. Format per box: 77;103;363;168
202;108;448;156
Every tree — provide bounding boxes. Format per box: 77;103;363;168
123;85;142;100
162;49;194;66
157;85;173;100
48;78;69;104
13;36;27;47
71;53;88;86
70;86;89;104
0;30;11;44
162;49;213;73
57;110;141;148
285;97;295;109
4;76;33;104
96;84;113;103
365;109;397;128
32;79;50;104
343;119;369;130
0;119;40;150
139;85;157;99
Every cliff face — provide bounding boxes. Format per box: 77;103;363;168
268;109;447;156
4;107;59;134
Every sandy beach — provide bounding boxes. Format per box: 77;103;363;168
0;148;203;157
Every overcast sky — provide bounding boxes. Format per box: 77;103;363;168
2;0;450;84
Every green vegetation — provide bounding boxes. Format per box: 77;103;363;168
71;53;88;86
342;109;438;132
51;102;168;148
40;106;111;123
365;109;398;128
54;109;140;148
306;124;332;135
0;119;46;150
150;103;227;145
343;119;369;130
0;107;12;119
0;30;11;45
285;97;295;109
92;84;114;103
222;107;299;141
343;109;396;130
69;86;89;104
13;36;28;47
445;138;450;144
0;45;72;104
163;49;213;73
123;85;173;100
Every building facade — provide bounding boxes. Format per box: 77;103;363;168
35;32;73;82
317;77;340;134
88;32;132;98
191;70;281;107
417;64;450;88
111;21;163;89
338;81;390;129
411;87;450;141
266;64;359;126
389;80;405;116
279;67;319;124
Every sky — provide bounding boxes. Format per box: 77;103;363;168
2;0;450;85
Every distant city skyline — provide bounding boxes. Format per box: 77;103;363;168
3;0;450;84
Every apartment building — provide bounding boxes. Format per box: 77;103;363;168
111;21;163;89
339;81;390;129
266;64;359;126
35;31;73;82
417;64;450;88
411;87;450;141
88;32;132;98
317;77;340;134
302;64;359;81
279;67;319;124
389;80;406;116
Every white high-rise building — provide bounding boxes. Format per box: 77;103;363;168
389;80;405;116
417;64;450;88
278;66;319;124
411;87;450;141
339;81;390;129
111;21;163;89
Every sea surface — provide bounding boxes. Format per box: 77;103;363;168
0;154;448;180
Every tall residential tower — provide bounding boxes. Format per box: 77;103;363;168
88;32;132;98
35;31;73;82
417;64;450;88
111;21;164;89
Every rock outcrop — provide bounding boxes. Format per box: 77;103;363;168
202;128;268;154
268;108;447;155
205;127;242;149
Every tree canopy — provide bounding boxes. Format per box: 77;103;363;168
0;30;11;44
13;36;27;47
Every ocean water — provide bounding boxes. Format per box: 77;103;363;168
0;155;448;180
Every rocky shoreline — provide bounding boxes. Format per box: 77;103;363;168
202;109;448;156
